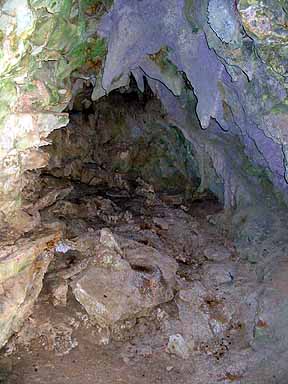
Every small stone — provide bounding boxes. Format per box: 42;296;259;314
180;205;189;212
201;262;237;285
203;245;232;261
167;334;189;359
91;325;110;345
160;194;183;206
206;215;217;225
49;278;68;307
55;241;72;254
166;366;174;372
100;228;123;255
153;217;169;230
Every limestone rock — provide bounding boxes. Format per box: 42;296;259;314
47;277;68;307
203;245;232;262
0;229;62;348
167;334;190;359
153;217;169;230
175;283;215;346
72;234;177;328
26;186;73;214
208;0;240;44
13;316;78;356
100;228;123;255
201;262;237;286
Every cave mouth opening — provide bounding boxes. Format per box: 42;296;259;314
2;2;288;380
21;75;222;238
4;77;286;384
3;76;245;382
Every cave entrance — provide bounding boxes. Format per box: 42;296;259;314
22;76;220;238
5;77;259;384
4;75;244;384
47;77;201;195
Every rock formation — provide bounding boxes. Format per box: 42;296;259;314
0;1;287;383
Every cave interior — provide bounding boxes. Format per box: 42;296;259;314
0;1;288;383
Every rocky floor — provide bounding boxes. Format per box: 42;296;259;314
0;176;283;384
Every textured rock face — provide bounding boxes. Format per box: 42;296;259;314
72;230;177;328
0;0;107;225
5;176;286;383
0;0;288;376
239;0;288;77
45;91;200;193
0;0;286;223
97;0;288;206
0;229;62;347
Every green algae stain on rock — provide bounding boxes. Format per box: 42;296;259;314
0;0;111;109
184;0;208;32
238;0;288;77
0;80;17;124
149;47;183;96
30;0;72;15
0;0;110;126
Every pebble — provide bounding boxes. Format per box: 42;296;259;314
167;334;189;360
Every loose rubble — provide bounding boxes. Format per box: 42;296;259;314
0;171;274;384
1;92;288;384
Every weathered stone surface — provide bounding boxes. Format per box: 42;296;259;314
0;0;286;223
47;277;68;307
201;261;237;285
72;231;177;328
11;313;78;356
0;113;68;227
0;229;62;348
44;95;199;194
97;0;288;206
166;334;189;359
238;0;288;76
208;0;240;44
0;2;287;381
0;0;287;240
203;245;232;262
0;0;107;225
1;172;287;382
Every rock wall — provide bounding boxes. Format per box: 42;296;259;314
0;0;108;228
96;0;288;208
0;0;288;353
44;90;202;195
0;0;287;226
0;0;109;348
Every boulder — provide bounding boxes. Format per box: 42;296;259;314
72;231;177;328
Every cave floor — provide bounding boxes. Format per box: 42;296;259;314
0;178;265;383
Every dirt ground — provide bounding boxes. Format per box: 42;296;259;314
0;181;257;384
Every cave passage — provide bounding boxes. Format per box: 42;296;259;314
44;78;202;197
1;1;288;382
22;78;220;237
1;74;288;384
